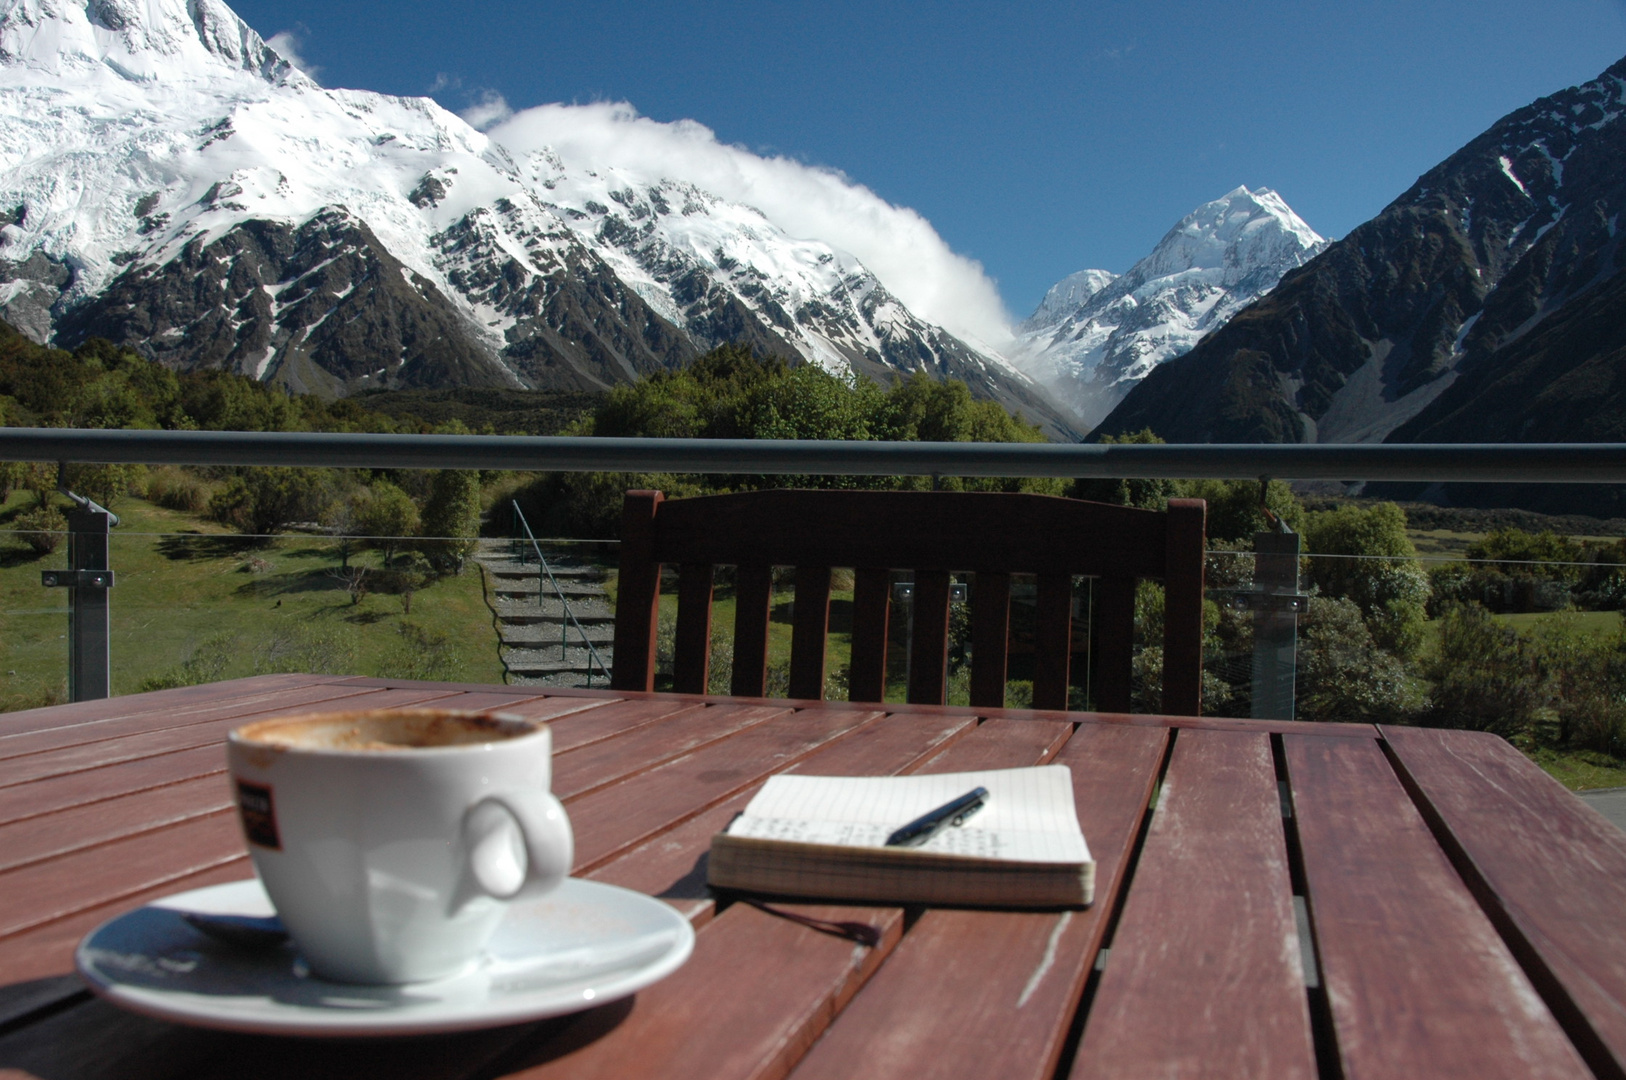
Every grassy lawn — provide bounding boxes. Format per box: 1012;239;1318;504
0;493;503;710
1525;747;1626;791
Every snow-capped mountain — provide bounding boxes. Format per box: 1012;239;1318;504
1095;53;1626;471
1012;187;1326;427
0;0;1077;434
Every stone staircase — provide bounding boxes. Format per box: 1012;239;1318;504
473;539;614;687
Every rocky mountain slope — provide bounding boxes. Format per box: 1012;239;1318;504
1094;56;1626;448
0;0;1076;435
1011;187;1324;428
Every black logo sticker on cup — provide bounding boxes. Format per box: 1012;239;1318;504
236;780;281;850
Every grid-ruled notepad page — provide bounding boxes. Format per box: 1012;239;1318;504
725;766;1089;863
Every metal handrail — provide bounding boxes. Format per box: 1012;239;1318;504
4;426;1626;482
508;501;611;688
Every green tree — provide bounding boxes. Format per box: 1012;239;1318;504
1465;528;1584;578
1424;602;1544;736
1303;502;1430;657
1296;596;1426;723
351;479;421;565
1180;478;1303;542
419;469;483;571
1069;429;1181;509
209;468;335;537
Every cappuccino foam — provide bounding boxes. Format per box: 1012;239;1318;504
236;709;535;751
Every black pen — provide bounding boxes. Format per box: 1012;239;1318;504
885;786;990;847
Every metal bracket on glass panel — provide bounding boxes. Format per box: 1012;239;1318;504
41;569;115;588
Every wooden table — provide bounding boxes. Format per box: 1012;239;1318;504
3;674;1626;1080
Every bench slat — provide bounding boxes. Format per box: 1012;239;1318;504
1382;726;1626;1078
1073;729;1315;1080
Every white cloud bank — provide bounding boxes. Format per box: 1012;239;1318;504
485;102;1014;348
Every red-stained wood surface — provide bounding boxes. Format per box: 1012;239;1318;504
968;570;1010;708
789;565;832;701
609;489;664;693
4;677;1622;1080
1159;497;1206;715
732;564;774;698
846;567;891;704
0;773;230;873
1382;726;1626;1078
551;704;789;799
1287;731;1592;1080
673;563;715;696
611;487;1209;718
0;674;327;738
788;720;1167;1080
906;569;951;705
1071;728;1315;1080
0;679;382;760
0;687;465;790
564;709;884;872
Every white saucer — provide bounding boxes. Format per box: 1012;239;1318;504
75;877;695;1036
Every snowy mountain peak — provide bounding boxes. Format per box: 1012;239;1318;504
1010;186;1326;428
0;0;1078;436
0;0;307;86
1137;186;1324;284
1025;268;1117;331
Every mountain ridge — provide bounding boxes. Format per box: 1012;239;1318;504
1094;55;1626;451
1011;186;1325;428
0;0;1081;438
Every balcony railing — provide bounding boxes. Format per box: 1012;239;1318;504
2;428;1623;752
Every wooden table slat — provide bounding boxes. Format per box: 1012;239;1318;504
0;773;230;874
499;902;907;1080
0;674;331;737
1381;725;1626;1079
1285;733;1591;1080
564;709;884;874
1071;728;1316;1080
552;704;791;799
0;687;468;791
0;810;245;938
0;681;390;760
0;744;229;826
789;719;1167;1080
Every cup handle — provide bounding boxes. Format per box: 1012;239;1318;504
464;791;573;900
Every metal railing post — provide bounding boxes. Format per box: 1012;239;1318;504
1249;530;1303;721
65;508;112;701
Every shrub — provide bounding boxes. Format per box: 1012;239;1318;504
1304;502;1430;658
1295;596;1426;724
210;468;335;536
144;466;212;512
15;504;66;554
1423;602;1543;737
138;633;237;692
377;622;464;682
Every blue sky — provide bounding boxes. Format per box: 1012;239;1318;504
233;0;1626;317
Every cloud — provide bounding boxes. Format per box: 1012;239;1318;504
428;73;459;94
486;102;1014;347
265;29;319;83
460;91;513;132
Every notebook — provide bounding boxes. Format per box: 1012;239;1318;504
706;766;1093;907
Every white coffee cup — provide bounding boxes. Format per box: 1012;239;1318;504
226;708;573;985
